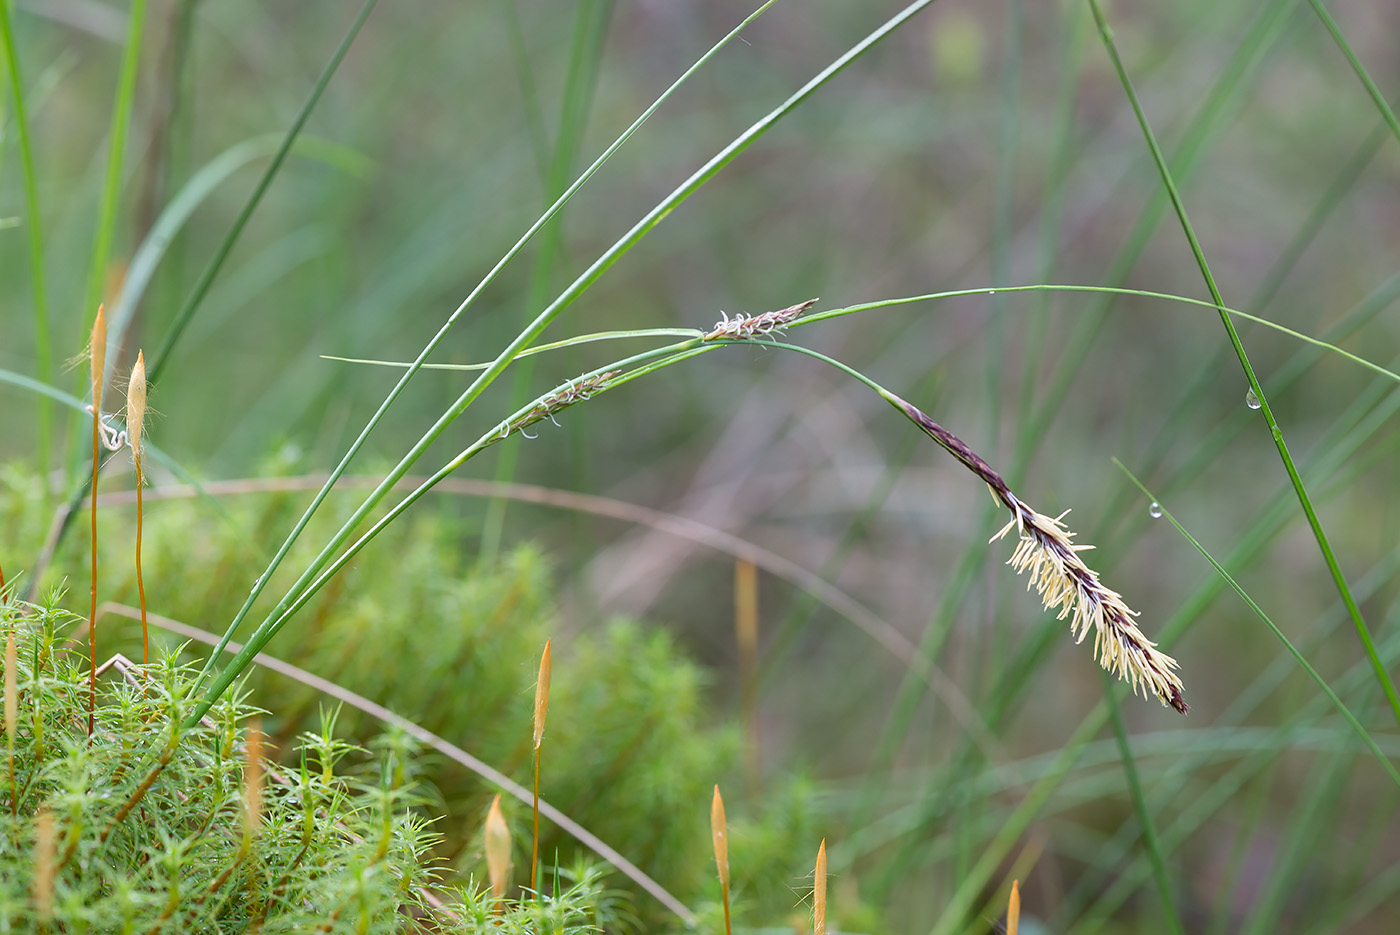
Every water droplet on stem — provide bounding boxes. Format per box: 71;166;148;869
1148;502;1163;519
1245;389;1261;410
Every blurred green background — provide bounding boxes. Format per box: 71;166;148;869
3;0;1400;931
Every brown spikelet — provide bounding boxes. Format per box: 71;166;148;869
499;371;621;442
813;839;827;935
34;808;55;924
712;785;731;935
704;298;817;341
87;305;107;736
242;720;264;848
127;351;149;665
1007;880;1020;935
485;793;511;903
530;639;550;895
6;632;16;817
886;392;1188;713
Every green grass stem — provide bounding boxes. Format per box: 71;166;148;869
1088;0;1400;729
0;1;54;481
188;0;932;718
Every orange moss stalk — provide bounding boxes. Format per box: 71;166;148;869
126;350;149;664
530;638;551;894
5;633;15;817
813;839;827;935
711;785;731;935
87;305;106;735
1007;880;1020;935
485;793;511;906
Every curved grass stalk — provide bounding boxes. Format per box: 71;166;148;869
189;338;704;721
797;284;1400;386
191;0;937;706
764;341;1186;712
190;1;783;699
319;328;702;371
1115;463;1400;790
1306;0;1400;148
1087;0;1400;728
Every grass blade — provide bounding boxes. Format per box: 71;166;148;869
1086;0;1400;728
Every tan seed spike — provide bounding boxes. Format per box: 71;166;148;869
712;785;731;935
242;720;264;847
533;639;551;749
4;633;15;741
814;839;827;935
485;794;511;902
34;809;54;923
126;350;146;456
5;632;15;818
1007;880;1020;935
89;305;107;414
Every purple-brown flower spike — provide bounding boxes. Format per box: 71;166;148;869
887;392;1187;713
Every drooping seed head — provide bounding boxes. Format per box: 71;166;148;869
991;500;1187;713
485;793;511;900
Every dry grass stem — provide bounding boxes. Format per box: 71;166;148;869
814;838;827;935
734;559;760;797
711;785;731;935
888;393;1188;713
704;298;817;341
1007;880;1020;935
485;793;511;903
127;350;149;664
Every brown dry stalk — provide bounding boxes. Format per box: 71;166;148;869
34;809;55;925
485;793;511;904
703;299;817;341
711;785;731;935
127;350;149;665
887;393;1188;713
530;638;551;894
1007;880;1020;935
813;839;827;935
734;560;760;798
87;305;107;735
